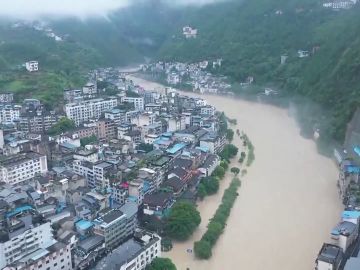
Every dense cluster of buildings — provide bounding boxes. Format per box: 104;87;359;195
323;0;358;10
0;67;229;269
314;109;360;269
140;60;233;94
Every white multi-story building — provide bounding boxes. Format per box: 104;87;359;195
315;243;343;270
200;105;215;116
93;203;137;249
25;61;39;72
0;104;21;123
183;26;198;38
104;109;126;125
3;241;73;270
122;96;144;111
73;160;113;189
0;93;14;103
168;116;186;132
0;153;48;185
0;216;57;269
95;229;161;270
65;98;118;125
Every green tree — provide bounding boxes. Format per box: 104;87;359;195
203;177;219;195
80;135;97;146
230;167;240;176
138;143;154;153
48;117;76;135
226;129;234;142
165;202;201;241
220;160;229;170
197;183;207;199
146;258;177;270
194;240;212;259
212;166;225;179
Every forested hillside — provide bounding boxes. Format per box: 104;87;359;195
157;0;360;143
0;0;359;144
0;0;178;107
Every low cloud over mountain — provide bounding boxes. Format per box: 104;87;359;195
0;0;228;20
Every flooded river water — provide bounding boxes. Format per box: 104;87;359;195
128;76;343;270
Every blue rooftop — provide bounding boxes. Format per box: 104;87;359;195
166;143;187;154
342;211;360;220
76;219;94;231
354;146;360;157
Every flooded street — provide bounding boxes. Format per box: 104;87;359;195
129;76;343;270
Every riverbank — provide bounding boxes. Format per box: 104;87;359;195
128;75;343;270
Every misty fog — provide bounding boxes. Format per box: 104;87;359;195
0;0;227;20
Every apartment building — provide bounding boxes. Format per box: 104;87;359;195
0;104;21;123
0;93;14;103
315;243;344;270
122;96;144;111
96;119;116;140
72;160;113;189
200;133;227;154
25;61;39;72
95;229;161;270
104;109;126;125
0;215;56;269
3;242;72;270
93;203;137;249
200;105;216;116
0;153;48;185
65;98;118;125
19;111;63;133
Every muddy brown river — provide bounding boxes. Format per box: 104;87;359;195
128;76;343;270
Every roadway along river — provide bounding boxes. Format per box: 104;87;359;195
128;76;343;270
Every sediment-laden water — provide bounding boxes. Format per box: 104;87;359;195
128;76;343;270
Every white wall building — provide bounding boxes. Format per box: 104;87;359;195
0;217;56;269
0;105;21;123
25;61;39;72
0;153;48;185
122;96;144;111
65;98;118;125
95;229;161;270
3;242;73;270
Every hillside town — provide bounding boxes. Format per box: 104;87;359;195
140;60;235;94
0;67;231;270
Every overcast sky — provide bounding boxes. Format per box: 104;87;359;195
0;0;226;20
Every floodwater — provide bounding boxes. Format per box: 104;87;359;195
128;76;343;270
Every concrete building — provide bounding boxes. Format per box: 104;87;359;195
4;242;72;270
200;105;216;116
0;215;56;269
315;243;344;270
97;119;116;140
128;180;144;206
122;96;144;111
25;61;39;72
198;154;220;177
65;98;118;125
93;203;137;249
82;82;97;95
19;111;62;133
200;133;226;154
183;26;198;38
95;229;161;270
331;221;358;252
73;150;98;163
73;160;113;189
0;152;48;185
0;93;14;103
0;104;21;123
104;109;126;125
